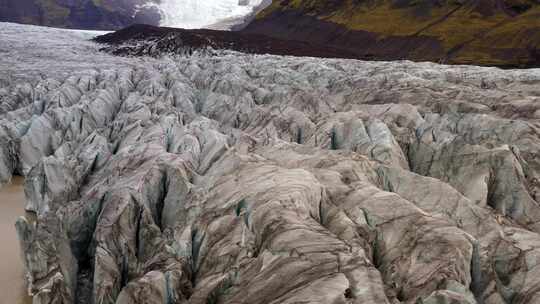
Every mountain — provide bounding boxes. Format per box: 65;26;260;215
0;0;160;29
243;0;540;67
156;0;269;29
0;0;269;30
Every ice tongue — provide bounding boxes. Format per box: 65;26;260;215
156;0;266;29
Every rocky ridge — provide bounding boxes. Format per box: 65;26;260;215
1;22;540;304
93;24;365;59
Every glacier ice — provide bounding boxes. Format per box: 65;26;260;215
155;0;267;29
3;22;540;304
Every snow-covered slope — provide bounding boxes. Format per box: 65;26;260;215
156;0;269;29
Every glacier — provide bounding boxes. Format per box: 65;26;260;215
3;22;540;304
154;0;269;29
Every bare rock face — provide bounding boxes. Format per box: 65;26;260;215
2;23;540;304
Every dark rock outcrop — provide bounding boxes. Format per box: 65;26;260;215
93;24;366;59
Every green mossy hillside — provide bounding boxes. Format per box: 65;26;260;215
255;0;540;66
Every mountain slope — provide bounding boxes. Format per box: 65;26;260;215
243;0;540;67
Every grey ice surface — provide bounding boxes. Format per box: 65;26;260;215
0;22;138;81
2;21;540;304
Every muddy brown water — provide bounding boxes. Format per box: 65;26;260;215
0;177;32;304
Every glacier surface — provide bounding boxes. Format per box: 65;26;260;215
155;0;267;29
3;22;540;304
